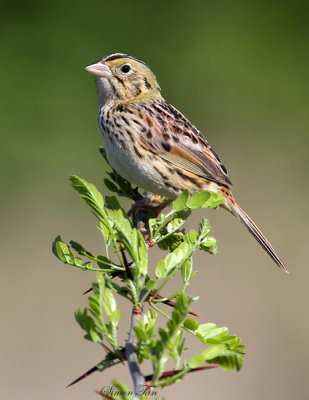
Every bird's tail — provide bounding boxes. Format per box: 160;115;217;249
222;191;289;273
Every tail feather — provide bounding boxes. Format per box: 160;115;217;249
231;203;289;273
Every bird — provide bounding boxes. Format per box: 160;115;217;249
85;53;288;273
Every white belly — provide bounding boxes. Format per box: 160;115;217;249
101;130;171;197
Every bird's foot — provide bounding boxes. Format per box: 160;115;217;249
127;194;171;218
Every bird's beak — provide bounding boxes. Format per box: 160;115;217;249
85;61;112;78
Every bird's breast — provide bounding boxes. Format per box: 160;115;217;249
98;107;173;196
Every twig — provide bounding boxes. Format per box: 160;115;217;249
125;287;148;397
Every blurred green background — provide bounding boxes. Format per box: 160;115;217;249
1;0;308;399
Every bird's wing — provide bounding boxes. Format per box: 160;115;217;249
136;102;232;187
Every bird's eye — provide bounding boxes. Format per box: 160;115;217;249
121;64;131;73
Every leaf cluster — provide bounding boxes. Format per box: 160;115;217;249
52;149;245;395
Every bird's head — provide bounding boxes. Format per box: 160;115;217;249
85;53;161;105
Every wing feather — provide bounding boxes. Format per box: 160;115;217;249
137;102;232;187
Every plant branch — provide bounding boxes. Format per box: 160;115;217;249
54;173;246;394
125;287;148;397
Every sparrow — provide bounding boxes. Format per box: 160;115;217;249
85;53;288;272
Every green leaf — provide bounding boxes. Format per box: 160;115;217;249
168;331;185;369
188;229;198;244
165;242;191;273
109;309;121;325
105;195;122;210
146;279;156;291
172;293;190;325
187;191;211;209
188;353;206;368
155;367;188;388
108;209;134;251
75;308;102;344
70;175;105;219
207;191;224;208
103;289;117;315
89;297;101;319
96;255;113;269
52;236;73;264
181;259;192;283
111;380;135;400
194;323;245;371
198;218;212;237
155;260;167;279
57;171;246;381
69;240;94;257
89;329;102;343
172;189;189;211
134;326;147;342
94;355;123;374
200;236;217;248
203;344;244;371
184;318;199;331
103;179;118;193
99;220;110;241
166;217;186;234
195;323;228;344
